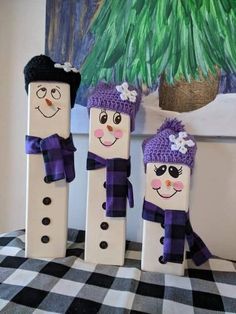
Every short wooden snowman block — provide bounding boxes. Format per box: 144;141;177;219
142;163;190;275
85;82;140;265
141;119;211;275
24;55;81;258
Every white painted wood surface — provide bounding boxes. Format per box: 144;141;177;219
142;163;190;275
26;82;70;258
72;93;236;137
85;108;130;265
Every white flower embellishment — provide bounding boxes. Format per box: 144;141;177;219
116;82;137;103
54;62;79;73
169;132;195;154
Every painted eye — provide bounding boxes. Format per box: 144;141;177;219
168;166;182;178
51;88;61;100
154;165;167;176
99;111;108;124
113;112;122;124
36;87;47;99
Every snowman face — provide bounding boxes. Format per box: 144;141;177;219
29;82;70;119
28;82;70;137
89;107;130;159
145;162;191;210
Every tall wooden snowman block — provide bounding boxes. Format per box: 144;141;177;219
24;55;81;258
141;119;211;275
85;82;141;265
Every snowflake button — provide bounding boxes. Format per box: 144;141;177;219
116;82;137;103
54;62;80;73
169;132;195;154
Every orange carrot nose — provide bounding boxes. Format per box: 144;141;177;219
165;180;172;187
107;125;113;132
45;98;53;106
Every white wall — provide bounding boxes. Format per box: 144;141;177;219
0;0;236;261
0;0;46;232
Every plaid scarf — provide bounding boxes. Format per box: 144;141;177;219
87;151;134;217
25;133;76;183
142;199;212;266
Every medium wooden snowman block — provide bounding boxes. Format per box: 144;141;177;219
24;55;81;258
141;119;211;275
85;82;141;265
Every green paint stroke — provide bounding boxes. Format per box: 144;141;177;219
81;0;236;87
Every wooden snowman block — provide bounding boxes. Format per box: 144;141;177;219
24;55;81;258
141;119;211;275
85;82;141;265
142;163;190;275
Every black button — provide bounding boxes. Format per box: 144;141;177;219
102;202;106;210
43;197;51;205
100;222;109;230
44;176;51;184
160;236;164;245
99;241;108;249
42;217;51;225
41;235;49;243
158;255;167;264
161;222;165;229
103;182;106;188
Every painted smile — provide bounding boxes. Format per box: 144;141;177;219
153;188;180;199
35;106;61;118
98;137;118;147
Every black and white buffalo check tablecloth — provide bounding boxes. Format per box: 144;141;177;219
0;229;236;314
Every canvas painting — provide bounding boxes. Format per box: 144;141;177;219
45;0;236;136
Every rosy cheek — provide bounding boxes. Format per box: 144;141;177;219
114;129;123;139
173;181;184;191
94;129;104;138
151;179;162;189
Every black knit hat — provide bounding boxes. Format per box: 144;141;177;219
24;55;81;108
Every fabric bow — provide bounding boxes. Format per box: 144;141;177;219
25;133;76;183
87;151;134;217
142;199;212;266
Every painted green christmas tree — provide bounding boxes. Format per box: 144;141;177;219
82;0;236;89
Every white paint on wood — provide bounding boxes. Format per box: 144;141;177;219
141;163;190;275
26;82;70;258
85;108;130;265
72;93;236;137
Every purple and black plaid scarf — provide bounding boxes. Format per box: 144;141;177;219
87;151;134;217
25;133;76;183
142;199;212;266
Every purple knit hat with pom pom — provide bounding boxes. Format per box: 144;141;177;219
87;82;141;132
143;119;197;171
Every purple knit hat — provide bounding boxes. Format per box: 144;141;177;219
143;119;197;171
87;82;141;132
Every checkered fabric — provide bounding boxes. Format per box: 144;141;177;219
0;229;236;313
142;199;211;266
87;151;134;217
26;133;76;183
